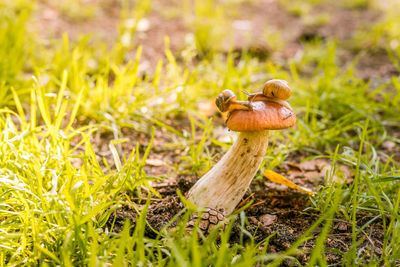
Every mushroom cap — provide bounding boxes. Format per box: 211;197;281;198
226;100;296;131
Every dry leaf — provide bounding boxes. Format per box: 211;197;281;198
287;162;302;171
264;170;314;195
302;171;321;184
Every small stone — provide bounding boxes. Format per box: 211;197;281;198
217;213;224;220
301;158;332;171
260;214;277;227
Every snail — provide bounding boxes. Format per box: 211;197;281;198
243;79;293;111
215;80;293;125
215;89;253;113
261;79;291;100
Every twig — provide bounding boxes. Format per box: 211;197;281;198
236;193;255;209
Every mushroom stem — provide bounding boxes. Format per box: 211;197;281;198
187;130;269;216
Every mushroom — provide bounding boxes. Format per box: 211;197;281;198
187;83;296;217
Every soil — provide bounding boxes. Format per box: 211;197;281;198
31;0;395;264
108;171;384;265
102;118;385;264
105;124;382;264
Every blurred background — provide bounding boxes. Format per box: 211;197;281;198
22;0;400;77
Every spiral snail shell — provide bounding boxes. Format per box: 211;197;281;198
262;79;291;100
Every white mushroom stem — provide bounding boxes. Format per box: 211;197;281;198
187;130;269;216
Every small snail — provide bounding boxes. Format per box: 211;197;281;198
215;89;253;113
262;79;291;100
243;79;293;110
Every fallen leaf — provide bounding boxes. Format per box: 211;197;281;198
321;165;339;184
287;162;302;171
264;170;314;195
339;165;353;179
320;164;353;185
299;158;328;171
302;171;321;184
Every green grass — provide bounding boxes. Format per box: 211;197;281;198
0;0;400;265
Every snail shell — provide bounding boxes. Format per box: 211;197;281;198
262;79;291;100
216;89;236;112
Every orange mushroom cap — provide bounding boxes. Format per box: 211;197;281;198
226;100;296;132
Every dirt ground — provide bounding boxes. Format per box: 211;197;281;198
34;0;395;264
35;0;397;77
109;167;384;264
